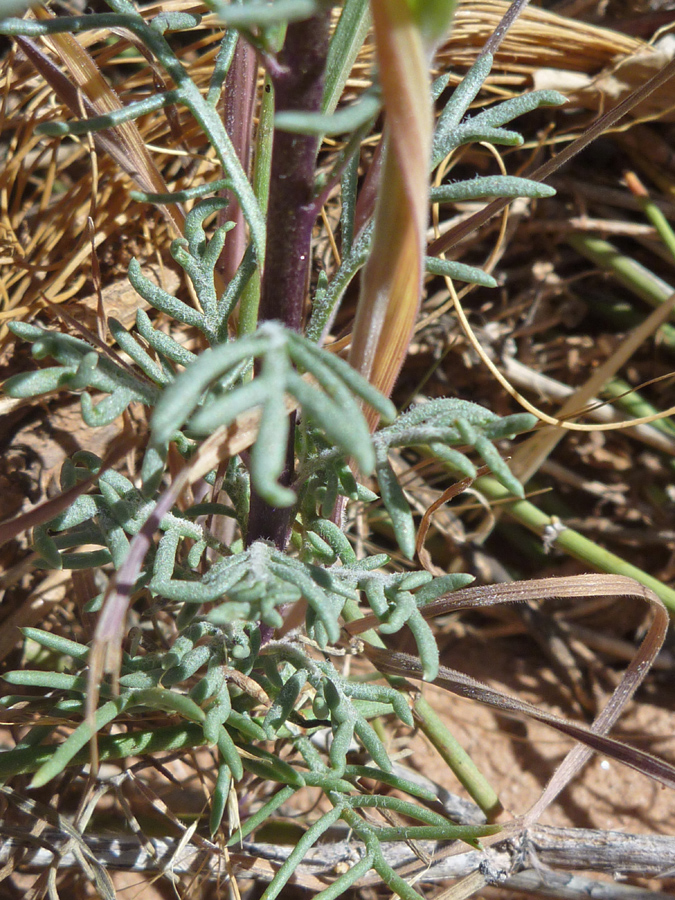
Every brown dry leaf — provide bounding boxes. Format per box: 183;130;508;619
440;0;645;92
535;36;675;122
348;0;431;423
416;474;476;575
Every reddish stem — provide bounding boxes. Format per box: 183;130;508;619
245;9;331;551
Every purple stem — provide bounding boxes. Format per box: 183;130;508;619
245;9;331;552
256;14;331;331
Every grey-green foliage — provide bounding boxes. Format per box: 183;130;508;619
6;322;160;428
307;54;565;338
375;400;536;558
144;317;397;499
27;439;480;676
0;2;554;895
432;51;566;166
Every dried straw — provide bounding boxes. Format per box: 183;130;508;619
0;0;657;338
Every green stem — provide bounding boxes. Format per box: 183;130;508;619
633;188;675;264
246;9;331;552
341;598;501;818
476;475;675;613
238;69;276;339
260;804;343;900
603;377;675;442
414;695;502;821
568;233;674;315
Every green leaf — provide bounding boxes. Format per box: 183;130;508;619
425;256;497;288
431;175;556;203
209;764;232;835
323;0;371;114
286;371;375;474
375;454;416;559
275;92;380;136
21;628;90;664
31;699;125;787
407;0;458;52
250;347;296;507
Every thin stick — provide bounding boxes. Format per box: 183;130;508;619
3;819;675;889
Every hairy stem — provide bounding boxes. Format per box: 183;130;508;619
246;9;331;551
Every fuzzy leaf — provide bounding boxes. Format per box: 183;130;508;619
375;454;416;559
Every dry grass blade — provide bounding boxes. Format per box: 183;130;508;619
0;786;117;900
443;0;644;81
415;473;477;575
499;286;675;480
26;6;184;235
501;358;675;456
0;2;216;334
350;0;657;127
445;271;675;431
367;639;675;786
352;574;672;812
